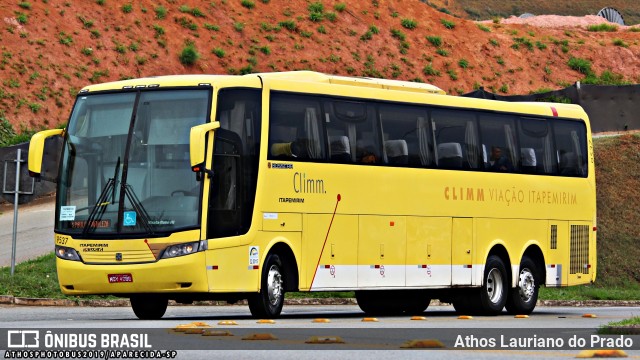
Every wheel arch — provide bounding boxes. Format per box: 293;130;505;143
519;243;546;288
264;241;300;292
486;243;512;287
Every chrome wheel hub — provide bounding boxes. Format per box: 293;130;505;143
486;268;504;304
267;265;283;305
518;268;535;302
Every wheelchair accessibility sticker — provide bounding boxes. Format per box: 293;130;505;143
123;211;137;226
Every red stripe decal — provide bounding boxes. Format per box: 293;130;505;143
310;194;342;289
551;106;558;117
324;265;331;269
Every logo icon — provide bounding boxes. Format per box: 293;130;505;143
115;253;123;261
7;330;39;348
123;211;137;226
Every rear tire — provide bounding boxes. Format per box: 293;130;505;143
477;255;509;315
130;295;168;320
248;253;285;318
505;256;540;315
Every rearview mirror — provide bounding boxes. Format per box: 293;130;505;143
190;121;220;171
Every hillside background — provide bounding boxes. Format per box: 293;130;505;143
1;0;639;134
1;0;639;289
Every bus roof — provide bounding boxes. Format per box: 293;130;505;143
79;71;446;95
78;71;585;120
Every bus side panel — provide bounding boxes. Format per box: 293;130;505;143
206;244;262;293
303;214;358;291
406;217;452;287
452;218;473;286
475;218;548;286
545;221;569;287
357;215;406;288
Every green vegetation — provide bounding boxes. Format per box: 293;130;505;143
586;23;618;32
278;20;296;31
458;58;469;68
426;35;442;47
121;3;133;13
567;57;591;75
440;18;456;29
436;48;449;56
212;47;225;58
241;0;255;9
613;38;628;48
334;3;346;12
18;2;32;10
179;44;200;65
598;317;640;334
154;5;167;19
390;29;406;41
423;63;441;76
401;18;418;29
476;23;491;32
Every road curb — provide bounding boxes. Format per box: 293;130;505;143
1;297;639;307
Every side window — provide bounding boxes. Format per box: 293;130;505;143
268;93;325;161
324;100;381;164
379;104;432;167
553;120;588;177
432;109;480;170
478;114;519;172
518;117;557;175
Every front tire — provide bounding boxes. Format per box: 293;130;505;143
505;256;540;315
248;253;285;318
130;295;168;320
477;255;509;315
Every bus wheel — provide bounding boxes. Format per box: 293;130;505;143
130;295;168;320
248;253;285;319
401;294;431;315
478;255;508;315
505;256;539;315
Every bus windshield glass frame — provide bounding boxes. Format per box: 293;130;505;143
55;88;211;238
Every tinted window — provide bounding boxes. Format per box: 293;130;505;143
268;93;325;161
553;120;588;177
432;109;480;169
379;104;432;166
518;117;557;174
479;114;518;172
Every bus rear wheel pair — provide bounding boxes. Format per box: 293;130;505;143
452;255;540;315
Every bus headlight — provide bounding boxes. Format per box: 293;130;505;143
55;245;82;261
161;240;207;259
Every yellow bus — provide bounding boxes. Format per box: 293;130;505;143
29;71;596;319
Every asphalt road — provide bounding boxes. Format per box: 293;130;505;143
1;304;639;359
0;199;54;267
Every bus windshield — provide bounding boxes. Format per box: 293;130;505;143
56;89;210;237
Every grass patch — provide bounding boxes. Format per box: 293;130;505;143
567;57;591;75
586;23;618;32
540;283;640;301
598;317;640;335
440;18;455;29
426;35;442;47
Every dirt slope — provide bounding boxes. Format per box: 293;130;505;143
1;0;639;132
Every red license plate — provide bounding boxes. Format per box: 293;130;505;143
108;274;133;283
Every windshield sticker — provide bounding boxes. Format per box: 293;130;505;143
249;246;259;266
59;206;76;221
123;211;137;226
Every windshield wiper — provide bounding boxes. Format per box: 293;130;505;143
82;157;120;235
122;183;154;235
